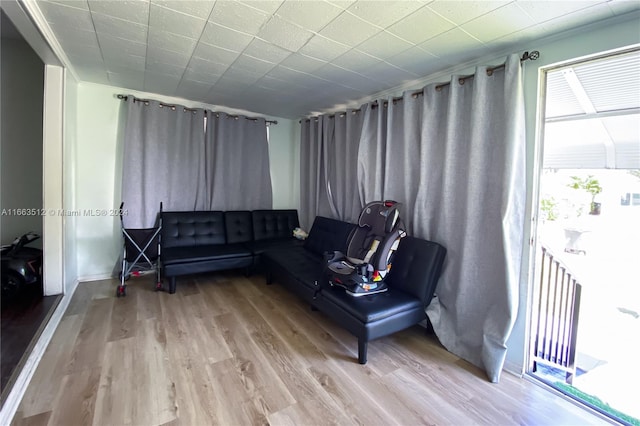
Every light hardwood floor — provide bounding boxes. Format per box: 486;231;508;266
12;272;606;426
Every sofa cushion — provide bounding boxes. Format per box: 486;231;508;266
245;238;303;256
162;244;252;266
225;211;253;244
320;286;423;323
162;211;226;248
385;236;447;304
263;245;324;287
303;216;355;256
252;210;299;241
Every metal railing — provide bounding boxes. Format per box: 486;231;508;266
532;245;582;384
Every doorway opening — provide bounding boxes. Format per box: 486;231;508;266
529;48;640;424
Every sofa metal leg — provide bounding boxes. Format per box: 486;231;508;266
310;305;318;311
169;277;176;294
358;339;368;364
265;271;273;285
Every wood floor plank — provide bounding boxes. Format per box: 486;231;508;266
17;314;84;418
47;367;101;426
12;274;609;426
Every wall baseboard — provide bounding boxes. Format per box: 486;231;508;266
76;273;114;282
0;279;79;425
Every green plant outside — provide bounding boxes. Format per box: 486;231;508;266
554;381;640;426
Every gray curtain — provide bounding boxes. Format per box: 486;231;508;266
300;111;365;229
326;109;364;223
302;54;525;381
121;99;206;228
205;112;272;210
422;54;526;383
299;116;332;230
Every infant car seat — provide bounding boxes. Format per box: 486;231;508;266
325;200;406;296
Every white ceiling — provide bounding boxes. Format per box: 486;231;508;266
27;0;640;118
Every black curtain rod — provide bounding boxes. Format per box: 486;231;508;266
117;94;278;125
300;50;540;122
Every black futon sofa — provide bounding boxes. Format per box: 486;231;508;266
161;209;300;293
262;216;447;364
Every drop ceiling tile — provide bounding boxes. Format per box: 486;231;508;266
151;0;215;19
233;54;278;74
148;27;197;55
427;0;510;26
358;60;417;84
107;71;144;89
326;0;357;11
105;55;146;73
144;72;180;94
63;43;103;62
387;6;456;44
187;57;230;76
331;49;381;72
88;0;149;25
38;0;89;11
98;33;147;58
418;27;484;59
209;1;271;34
461;3;536;43
149;4;207;39
49;23;98;46
200;22;254;52
540;3;615;35
211;77;251;94
183;67;222;84
147;46;190;67
258;15;314;52
38;1;95;31
346;1;425;29
175;80;214;99
239;0;284;15
516;1;602;24
298;35;350;62
220;67;263;84
145;60;185;78
93;13;148;44
279;53;327;73
356;31;413;60
193;42;240;65
243;39;292;63
387;46;446;77
275;1;343;32
319;11;381;47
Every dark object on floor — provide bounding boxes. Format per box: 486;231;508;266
264;216;447;365
1;232;43;302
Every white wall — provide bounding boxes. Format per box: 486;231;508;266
62;71;78;292
73;83;297;280
0;37;44;246
269;118;300;210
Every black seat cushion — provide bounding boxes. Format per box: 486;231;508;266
303;216;356;256
245;238;303;256
252;210;299;241
320;286;423;323
162;211;226;248
385;236;447;304
262;245;324;289
162;244;252;265
224;211;253;244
